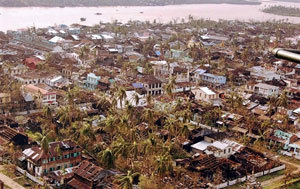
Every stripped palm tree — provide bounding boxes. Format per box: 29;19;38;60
114;170;140;189
98;148;115;169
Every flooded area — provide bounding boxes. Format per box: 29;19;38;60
0;1;300;31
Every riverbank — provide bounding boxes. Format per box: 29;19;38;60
0;0;260;7
262;5;300;17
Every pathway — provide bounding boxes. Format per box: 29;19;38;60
261;158;300;187
0;166;25;189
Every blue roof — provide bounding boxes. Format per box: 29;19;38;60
155;51;161;56
132;83;143;89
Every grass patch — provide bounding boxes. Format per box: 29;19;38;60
257;170;284;183
0;165;17;179
228;170;285;189
285;180;300;189
264;177;300;189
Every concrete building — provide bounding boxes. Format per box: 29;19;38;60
254;83;279;98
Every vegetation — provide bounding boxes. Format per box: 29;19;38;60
0;0;260;7
262;5;300;17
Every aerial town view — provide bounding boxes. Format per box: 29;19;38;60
1;0;300;188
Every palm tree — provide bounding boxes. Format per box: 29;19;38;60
155;153;174;177
98;148;115;169
33;131;54;154
146;94;152;106
42;105;52;119
278;91;288;108
267;95;278;117
112;136;130;159
56;106;73;128
164;76;176;99
134;93;140;106
104;115;117;140
117;87;127;108
114;170;140;189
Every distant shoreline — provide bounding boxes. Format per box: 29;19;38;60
0;0;261;7
262;5;300;17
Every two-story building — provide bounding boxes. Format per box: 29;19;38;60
84;73;101;90
201;73;226;86
23;84;57;107
254;83;279;98
137;75;163;96
23;140;82;177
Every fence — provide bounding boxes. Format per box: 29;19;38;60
214;164;286;189
16;166;44;186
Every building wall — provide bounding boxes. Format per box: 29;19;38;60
144;83;162;96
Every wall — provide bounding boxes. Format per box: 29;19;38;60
214;164;286;189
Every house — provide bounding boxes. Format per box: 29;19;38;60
24;57;42;70
14;71;51;85
254;83;279;98
172;67;190;83
201;73;226;86
84;73;101;90
49;36;65;44
192;87;218;103
248;66;280;81
23;140;82;177
137;75;163;96
0;125;28;147
191;140;233;158
23;84;57;107
151;61;169;78
192;69;206;83
268;129;300;156
5;64;27;76
45;75;63;87
67;160;115;189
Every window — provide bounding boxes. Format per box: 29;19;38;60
70;163;73;167
228;148;231;153
57;166;61;170
224;149;226;154
44;169;47;173
42;159;48;164
64;164;68;168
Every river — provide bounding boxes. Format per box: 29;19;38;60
0;1;300;31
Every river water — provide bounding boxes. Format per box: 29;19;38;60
0;1;300;31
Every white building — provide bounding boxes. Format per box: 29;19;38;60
248;66;280;81
254;83;279;98
191;140;233;158
192;87;218;103
46;75;63;87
